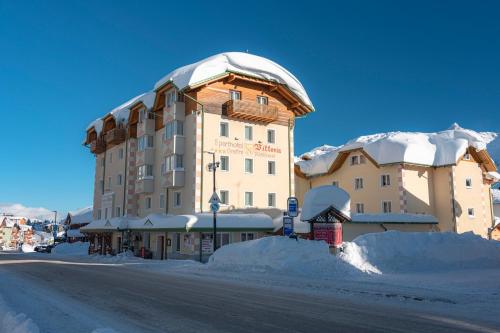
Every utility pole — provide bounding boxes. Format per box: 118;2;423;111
205;151;220;252
52;210;57;242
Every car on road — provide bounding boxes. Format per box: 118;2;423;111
34;244;53;253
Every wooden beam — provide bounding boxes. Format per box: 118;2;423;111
269;85;278;92
289;102;300;109
227;74;236;83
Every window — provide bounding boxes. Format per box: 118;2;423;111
216;233;230;247
145;197;152;209
220;122;229;137
468;208;475;218
351;156;359;165
267;129;276;144
176;233;181;252
220;190;229;204
138;135;154;151
356;203;364;214
241;233;255;242
165;120;184;140
245;192;253;206
360;155;366;164
245;126;253;141
268;161;276;175
100;180;104;194
101;158;105;167
382;201;392;213
465;178;472;188
268;193;276;207
163;155;184;173
109;153;113;164
117;174;123;186
381;175;391;187
139;108;154;123
166;90;177;107
463;153;471;161
160;194;165;209
332;181;339;187
173;192;182;207
256;95;268;105
119;148;124;159
97;210;102;219
354;177;364;190
229;90;241;100
116;207;121;217
220;156;229;171
108;176;112;189
245;158;253;173
104;208;108;219
138;165;154;179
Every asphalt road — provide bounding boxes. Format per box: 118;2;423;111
0;253;498;333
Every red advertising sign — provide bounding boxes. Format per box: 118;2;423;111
313;223;342;247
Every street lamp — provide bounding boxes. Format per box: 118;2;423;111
52;210;58;242
204;151;220;252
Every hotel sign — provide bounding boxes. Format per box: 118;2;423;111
213;139;283;158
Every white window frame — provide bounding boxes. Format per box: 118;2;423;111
245;192;254;207
229;90;241;100
256;95;268;105
381;174;391;187
267;160;276;175
245;125;253;141
267;129;276;144
268;193;276;208
163;155;184;173
220;190;229;205
173;191;182;208
382;201;392;213
165;120;184;140
354;177;363;190
356;203;364;214
220;156;229;171
245;158;254;174
138;164;154;180
351;155;359;165
138;135;154;151
220;122;229;137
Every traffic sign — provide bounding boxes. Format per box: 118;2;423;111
283;216;294;236
210;202;220;213
287;197;299;217
208;192;221;204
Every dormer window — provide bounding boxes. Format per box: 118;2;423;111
351;156;359;165
230;90;241;100
463;153;471;161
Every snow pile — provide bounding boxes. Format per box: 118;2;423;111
155;52;313;110
297;124;498;176
341;231;500;274
52;242;89;256
492;189;500;204
21;244;35;253
0;297;39;333
300;185;350;220
208;236;356;278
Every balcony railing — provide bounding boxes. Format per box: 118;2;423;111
105;128;126;145
90;139;106;154
224;100;278;123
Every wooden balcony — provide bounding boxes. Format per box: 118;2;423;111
105;128;126;145
90;139;106;154
224;100;278;123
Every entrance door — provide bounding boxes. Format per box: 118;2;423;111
157;236;165;260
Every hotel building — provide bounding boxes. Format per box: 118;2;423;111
82;52;314;258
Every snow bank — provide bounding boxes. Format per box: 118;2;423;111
297;124;498;176
492;189;500;204
21;244;35;253
208;236;356;278
52;242;89;256
0;297;39;333
341;231;500;274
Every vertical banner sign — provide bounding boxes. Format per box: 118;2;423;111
283;216;294;236
287;197;299;217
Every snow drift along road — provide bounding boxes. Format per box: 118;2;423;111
52;242;89;256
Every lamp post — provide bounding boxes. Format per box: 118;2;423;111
52;210;57;242
204;151;220;252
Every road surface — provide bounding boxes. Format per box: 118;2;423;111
0;252;498;333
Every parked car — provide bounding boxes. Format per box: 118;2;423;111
34;244;53;253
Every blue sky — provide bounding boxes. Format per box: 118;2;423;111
0;0;499;214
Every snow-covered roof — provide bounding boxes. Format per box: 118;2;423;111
350;213;438;224
154;52;313;111
81;213;274;233
492;189;500;205
68;206;93;225
297;124;498;177
66;229;85;238
300;186;351;221
86;92;155;134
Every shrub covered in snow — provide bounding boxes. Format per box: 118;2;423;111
341;231;500;274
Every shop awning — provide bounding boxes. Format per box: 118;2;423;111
80;216;134;233
128;214;187;232
185;213;273;232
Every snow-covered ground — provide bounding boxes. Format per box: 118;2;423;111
2;232;500;331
